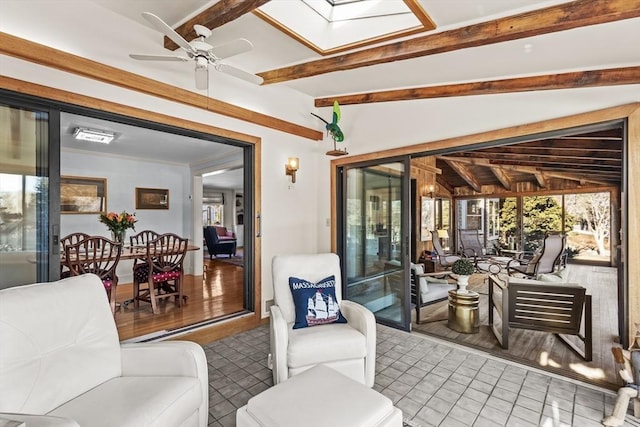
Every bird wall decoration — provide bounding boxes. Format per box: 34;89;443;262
311;100;348;156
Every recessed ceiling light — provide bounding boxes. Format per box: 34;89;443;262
73;127;116;144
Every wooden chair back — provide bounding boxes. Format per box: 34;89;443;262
458;228;484;257
64;236;122;314
129;230;160;247
488;275;592;361
60;232;91;276
146;233;188;273
534;233;566;275
133;233;188;314
508;278;585;334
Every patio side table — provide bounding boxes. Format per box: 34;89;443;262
447;290;480;334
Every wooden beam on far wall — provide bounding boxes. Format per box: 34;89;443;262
315;66;640;106
262;0;640;85
164;0;271;51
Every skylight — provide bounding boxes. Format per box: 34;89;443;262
256;0;435;53
307;0;411;22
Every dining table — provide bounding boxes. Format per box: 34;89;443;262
60;243;200;263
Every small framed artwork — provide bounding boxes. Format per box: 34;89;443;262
135;187;169;210
420;196;435;241
61;176;107;214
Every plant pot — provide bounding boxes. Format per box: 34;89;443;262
457;275;470;294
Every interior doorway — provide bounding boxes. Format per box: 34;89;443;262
56;108;254;341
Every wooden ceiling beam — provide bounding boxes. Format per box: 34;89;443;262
467;145;621;157
315;66;640;106
534;172;547;188
263;0;640;85
488;165;512;190
451;151;622;166
0;32;322;141
164;0;270;50
489;159;621;172
436;175;454;194
443;159;482;192
544;171;614;186
411;162;442;174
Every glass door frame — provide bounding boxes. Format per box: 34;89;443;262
0;89;61;285
336;155;412;332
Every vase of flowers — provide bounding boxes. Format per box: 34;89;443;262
99;210;137;244
451;258;475;294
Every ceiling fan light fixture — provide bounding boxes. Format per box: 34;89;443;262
73;127;116;144
195;55;208;69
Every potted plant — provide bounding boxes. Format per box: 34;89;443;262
451;258;475;293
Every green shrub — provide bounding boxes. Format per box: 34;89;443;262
452;258;475;275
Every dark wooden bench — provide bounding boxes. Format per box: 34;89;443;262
488;275;592;361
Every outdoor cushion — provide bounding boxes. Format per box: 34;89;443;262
537;267;569;282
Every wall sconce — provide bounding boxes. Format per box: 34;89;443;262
285;157;299;183
427;184;435;198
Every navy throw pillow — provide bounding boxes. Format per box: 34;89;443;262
289;275;348;329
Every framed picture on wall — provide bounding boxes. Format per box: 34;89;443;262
60;176;107;214
420;196;435;241
135;187;169;210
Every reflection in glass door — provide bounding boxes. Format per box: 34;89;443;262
0;102;54;289
340;160;410;331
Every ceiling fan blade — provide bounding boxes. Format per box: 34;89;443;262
210;38;254;60
129;54;189;62
141;12;195;54
195;67;208;90
217;63;263;85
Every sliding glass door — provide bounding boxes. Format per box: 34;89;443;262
0;98;58;289
338;159;411;331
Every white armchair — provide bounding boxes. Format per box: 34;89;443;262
0;274;208;427
269;253;376;387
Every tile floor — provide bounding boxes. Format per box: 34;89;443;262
203;324;640;427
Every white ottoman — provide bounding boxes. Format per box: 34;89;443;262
236;364;402;427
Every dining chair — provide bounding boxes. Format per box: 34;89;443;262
130;229;160;247
64;235;122;314
59;232;91;278
133;233;188;314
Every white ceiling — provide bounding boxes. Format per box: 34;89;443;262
60;112;244;190
57;0;640;190
85;0;638;98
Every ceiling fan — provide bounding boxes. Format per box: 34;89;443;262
130;12;263;90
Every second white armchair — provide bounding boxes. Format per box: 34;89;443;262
269;253;377;387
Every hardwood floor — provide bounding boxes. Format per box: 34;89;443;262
412;264;622;390
114;257;245;341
